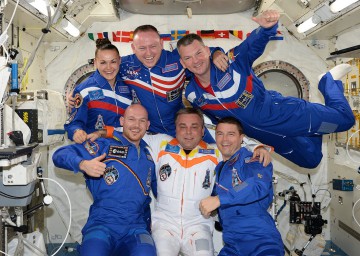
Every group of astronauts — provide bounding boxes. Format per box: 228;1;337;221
52;9;354;256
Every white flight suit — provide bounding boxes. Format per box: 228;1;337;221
144;134;267;256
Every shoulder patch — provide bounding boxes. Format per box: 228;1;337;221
108;146;129;158
74;93;83;108
84;141;99;155
165;144;180;154
88;89;105;101
159;163;172;181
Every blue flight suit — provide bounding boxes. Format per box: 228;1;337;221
64;70;133;141
120;49;185;137
185;24;355;168
52;131;157;256
214;147;284;256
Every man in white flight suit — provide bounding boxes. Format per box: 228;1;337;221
145;108;271;256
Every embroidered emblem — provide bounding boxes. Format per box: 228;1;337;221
159;163;172;181
146;153;153;162
74;93;83;108
118;85;130;94
95;115;105;130
162;63;178;73
235;90;253;109
88;89;105;101
126;66;141;80
131;89;141;104
65;109;77;124
231;168;242;187
202;169;211;189
84;141;99;155
104;165;119;185
216;73;231;90
257;173;263;179
166;87;181;102
165;144;180;154
199;149;215;154
108;146;129;158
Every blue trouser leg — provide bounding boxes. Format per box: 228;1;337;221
116;228;156;256
80;226;112;256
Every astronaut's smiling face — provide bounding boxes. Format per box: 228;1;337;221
120;104;150;146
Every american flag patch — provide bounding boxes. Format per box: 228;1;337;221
162;63;178;73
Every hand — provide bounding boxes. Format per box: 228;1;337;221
199;196;220;218
253;146;272;167
79;153;107;177
87;130;105;142
73;129;87;144
252;10;280;29
212;50;229;72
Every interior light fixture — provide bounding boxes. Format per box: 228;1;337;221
329;0;360;13
186;6;192;18
296;14;321;33
27;0;54;16
61;18;80;37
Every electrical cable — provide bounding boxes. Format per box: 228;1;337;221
352;197;360;228
0;0;20;63
0;189;35;199
38;176;72;256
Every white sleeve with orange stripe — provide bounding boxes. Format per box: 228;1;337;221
143;133;174;164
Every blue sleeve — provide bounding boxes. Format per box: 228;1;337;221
218;162;273;206
52;140;107;173
64;86;89;141
151;163;157;198
231;24;278;67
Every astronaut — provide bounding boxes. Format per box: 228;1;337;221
177;10;355;168
199;117;284;256
53;104;157;256
65;38;132;143
144;108;271;256
120;24;227;138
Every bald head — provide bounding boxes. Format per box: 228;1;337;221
120;104;150;146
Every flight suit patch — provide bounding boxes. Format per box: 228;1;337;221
84;141;99;155
108;146;129;158
165;144;180;154
216;73;231;90
126;66;141;80
202;169;211;189
235;90;253;109
231;168;242;187
146;168;152;188
166;87;181;102
199;149;215;154
162;63;178;73
118;86;130;94
159;163;172;181
88;89;105;101
74;93;83;108
104;165;119;185
95;114;105;130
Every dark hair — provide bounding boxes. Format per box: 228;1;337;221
177;33;205;49
95;38;119;56
216;116;244;134
133;25;160;39
175;107;205;127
